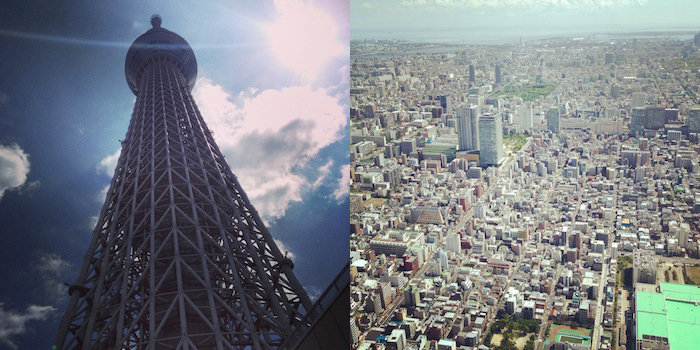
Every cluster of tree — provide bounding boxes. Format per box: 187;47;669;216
503;133;528;152
617;255;633;287
485;312;541;349
490;332;536;350
490;313;540;336
557;320;592;330
617;255;632;270
523;334;536;350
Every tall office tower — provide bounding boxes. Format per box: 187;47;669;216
644;106;666;129
610;84;620;99
547;107;560;134
631;107;646;134
478;113;504;167
469;64;475;83
434;95;452;114
456;104;480;151
56;16;312;349
689;108;700;133
446;232;461;253
605;53;613;64
495;65;501;84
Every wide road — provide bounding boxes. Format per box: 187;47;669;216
375;258;432;326
591;252;609;350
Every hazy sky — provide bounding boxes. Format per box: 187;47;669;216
352;0;700;40
0;0;348;348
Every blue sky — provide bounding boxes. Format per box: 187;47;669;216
0;0;348;348
352;0;700;41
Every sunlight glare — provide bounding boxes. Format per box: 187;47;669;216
266;0;344;81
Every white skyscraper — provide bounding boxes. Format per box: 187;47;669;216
436;249;449;272
479;113;504;167
518;103;533;130
446;232;461;253
456;104;480;151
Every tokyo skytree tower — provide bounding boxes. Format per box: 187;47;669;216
55;15;313;349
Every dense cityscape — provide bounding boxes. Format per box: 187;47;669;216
349;31;700;350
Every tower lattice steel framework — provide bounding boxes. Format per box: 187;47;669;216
56;15;313;349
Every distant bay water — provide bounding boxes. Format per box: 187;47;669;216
351;26;697;45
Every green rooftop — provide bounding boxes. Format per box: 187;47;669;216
636;283;700;349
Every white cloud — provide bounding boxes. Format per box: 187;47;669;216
333;164;350;201
0;144;30;200
313;159;334;188
401;0;646;8
96;184;110;204
193;78;346;221
132;20;146;32
88;215;99;230
35;253;71;302
0;93;8;105
96;147;121;176
0;303;55;349
17;180;40;196
330;64;351;101
274;239;295;259
267;0;345;82
36;253;70;276
306;285;323;302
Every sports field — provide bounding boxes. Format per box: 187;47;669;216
546;324;591;348
559;335;587;344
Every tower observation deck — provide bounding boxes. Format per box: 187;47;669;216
55;15;313;349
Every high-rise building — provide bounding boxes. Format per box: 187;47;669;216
610;84;620;98
56;16;313;349
434;95;453;114
689;108;700;133
631;107;646;134
495;65;501;84
446;232;460;253
547;107;560;133
518;103;533;130
478;113;504;167
350;318;360;345
400;138;417;156
456;104;480;151
605;53;613;64
386;329;406;350
522;300;535;319
579;300;590;322
437;339;457;350
644;106;666;129
469;64;475;83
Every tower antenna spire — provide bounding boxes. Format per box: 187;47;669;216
150;14;162;28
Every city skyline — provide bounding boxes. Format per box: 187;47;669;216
349;2;700;349
0;1;348;348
